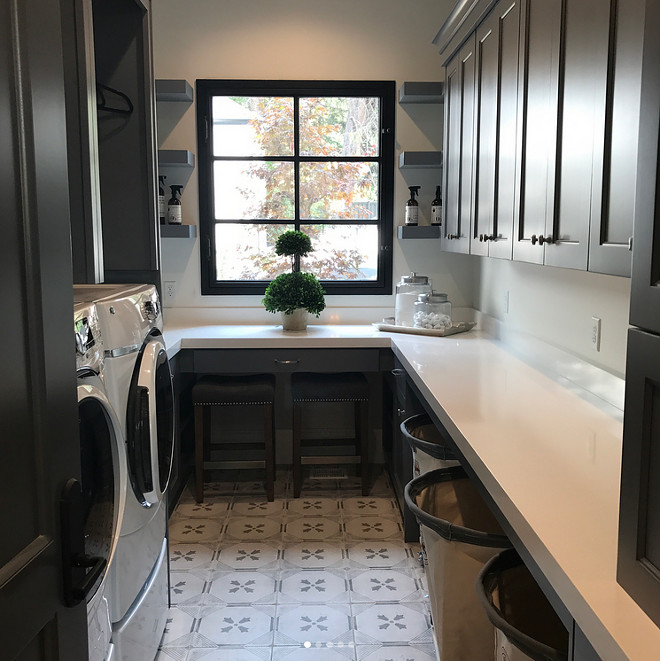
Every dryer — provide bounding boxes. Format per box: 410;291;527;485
73;301;126;661
73;284;174;661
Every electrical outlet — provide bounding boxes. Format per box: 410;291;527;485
591;316;601;351
164;281;176;301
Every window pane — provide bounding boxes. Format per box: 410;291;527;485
212;96;294;157
300;224;378;281
299;162;378;220
299;97;380;157
215;224;294;280
214;160;295;220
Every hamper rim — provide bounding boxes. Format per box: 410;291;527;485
401;413;457;461
404;467;512;548
475;548;569;661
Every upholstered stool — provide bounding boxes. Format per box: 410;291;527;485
291;372;370;498
192;374;276;503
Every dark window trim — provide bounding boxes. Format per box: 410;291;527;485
196;79;395;296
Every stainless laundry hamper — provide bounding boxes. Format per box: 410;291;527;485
476;548;569;661
405;466;512;661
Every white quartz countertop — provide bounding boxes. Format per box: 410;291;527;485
162;322;659;659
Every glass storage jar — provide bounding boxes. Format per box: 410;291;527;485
395;273;432;327
413;292;452;330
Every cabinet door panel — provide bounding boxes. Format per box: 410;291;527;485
443;35;475;254
514;0;561;265
548;0;613;270
629;0;660;332
490;0;519;260
588;0;638;277
472;18;499;257
618;328;660;628
444;54;461;246
473;0;519;260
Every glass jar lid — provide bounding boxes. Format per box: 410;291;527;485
417;291;449;303
399;271;429;285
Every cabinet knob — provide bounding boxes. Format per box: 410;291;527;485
479;234;484;242
485;234;495;241
538;234;553;245
447;233;454;240
531;234;538;245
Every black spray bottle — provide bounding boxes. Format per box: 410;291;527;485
167;185;183;225
405;186;421;226
158;175;167;224
431;185;443;226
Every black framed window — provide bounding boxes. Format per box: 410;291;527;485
196;80;394;295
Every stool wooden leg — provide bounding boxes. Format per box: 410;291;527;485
358;401;370;496
194;406;205;503
264;403;275;502
293;402;303;498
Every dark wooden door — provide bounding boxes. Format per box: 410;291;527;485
629;0;660;332
443;34;475;254
0;0;88;658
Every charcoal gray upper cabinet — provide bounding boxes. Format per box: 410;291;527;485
627;0;659;331
443;35;476;254
471;0;520;259
513;0;561;265
438;0;634;277
548;0;616;271
618;0;660;628
65;0;161;292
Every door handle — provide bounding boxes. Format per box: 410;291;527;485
60;478;107;607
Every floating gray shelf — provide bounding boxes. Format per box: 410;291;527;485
397;225;441;239
155;79;193;102
158;149;195;168
399;151;443;169
399;82;444;104
160;224;196;239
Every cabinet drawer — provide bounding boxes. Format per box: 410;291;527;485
192;348;380;374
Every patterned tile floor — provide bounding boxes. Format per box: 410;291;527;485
157;470;437;661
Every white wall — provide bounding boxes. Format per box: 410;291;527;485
475;258;630;376
152;0;472;322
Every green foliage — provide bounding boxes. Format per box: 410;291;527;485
275;230;312;258
262;271;326;317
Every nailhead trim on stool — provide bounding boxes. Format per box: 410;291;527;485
192;374;276;503
291;372;370;498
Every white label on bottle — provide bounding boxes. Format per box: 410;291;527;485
431;204;442;225
159;195;165;219
405;206;419;225
168;205;182;224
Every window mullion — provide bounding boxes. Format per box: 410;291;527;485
294;96;301;231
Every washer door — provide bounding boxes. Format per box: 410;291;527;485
77;379;124;600
126;333;174;506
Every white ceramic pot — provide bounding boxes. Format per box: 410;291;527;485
281;309;308;331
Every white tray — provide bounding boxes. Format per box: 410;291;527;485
372;321;476;337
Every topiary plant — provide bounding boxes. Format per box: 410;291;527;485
262;230;326;320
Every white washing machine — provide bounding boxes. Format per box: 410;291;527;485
73;301;126;661
73;284;174;661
